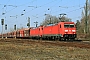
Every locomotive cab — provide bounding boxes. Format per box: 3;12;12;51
59;22;76;40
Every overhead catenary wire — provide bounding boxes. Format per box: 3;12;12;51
1;0;85;18
0;0;37;16
0;0;86;30
17;0;37;7
22;0;57;15
29;0;85;20
25;0;85;18
1;0;11;15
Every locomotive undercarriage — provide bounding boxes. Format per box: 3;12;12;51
41;34;76;41
62;34;77;41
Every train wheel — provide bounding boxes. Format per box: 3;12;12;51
66;38;74;42
59;37;63;41
53;36;56;41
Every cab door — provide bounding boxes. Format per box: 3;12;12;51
39;27;43;37
59;24;63;34
58;23;64;37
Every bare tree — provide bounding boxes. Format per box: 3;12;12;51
80;0;90;33
41;14;71;26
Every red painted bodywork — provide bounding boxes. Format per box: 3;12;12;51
24;28;30;37
42;24;59;36
43;25;52;35
29;22;76;38
19;29;24;37
30;27;39;37
51;24;59;35
0;22;76;39
39;26;43;37
42;22;76;37
59;22;76;36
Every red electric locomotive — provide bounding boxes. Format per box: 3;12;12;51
40;22;76;40
30;22;76;41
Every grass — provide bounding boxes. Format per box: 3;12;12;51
0;40;90;60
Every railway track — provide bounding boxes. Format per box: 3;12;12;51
0;38;90;49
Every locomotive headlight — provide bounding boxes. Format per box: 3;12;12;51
72;30;75;32
65;30;68;32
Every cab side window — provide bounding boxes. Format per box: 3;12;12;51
39;28;40;31
42;28;43;30
60;25;61;28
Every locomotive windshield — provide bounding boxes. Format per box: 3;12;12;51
64;24;74;28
